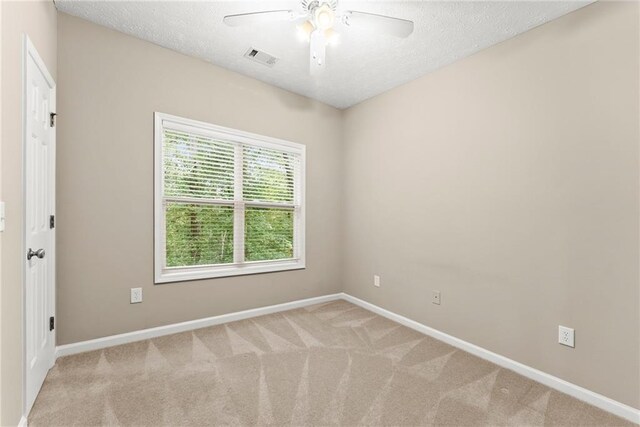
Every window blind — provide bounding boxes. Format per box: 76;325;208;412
163;129;235;201
157;116;304;281
243;145;298;204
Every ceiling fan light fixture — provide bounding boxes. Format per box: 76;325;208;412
297;19;315;42
324;28;340;45
314;4;334;30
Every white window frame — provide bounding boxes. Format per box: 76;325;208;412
154;112;306;284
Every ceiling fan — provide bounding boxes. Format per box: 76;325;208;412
223;0;414;75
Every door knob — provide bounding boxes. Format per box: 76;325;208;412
27;248;45;260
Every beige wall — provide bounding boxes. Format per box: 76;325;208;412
56;13;344;346
342;1;639;409
0;2;3;424
1;1;57;425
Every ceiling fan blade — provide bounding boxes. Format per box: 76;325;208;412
223;10;295;27
309;30;327;75
342;11;414;38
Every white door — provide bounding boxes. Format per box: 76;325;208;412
23;36;56;414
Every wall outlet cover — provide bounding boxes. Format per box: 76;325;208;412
373;275;381;288
0;201;5;232
558;325;574;348
130;287;143;304
432;290;441;305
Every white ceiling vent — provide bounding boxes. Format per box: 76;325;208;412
244;48;279;67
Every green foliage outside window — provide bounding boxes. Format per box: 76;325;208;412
164;131;296;268
165;203;234;267
245;207;294;262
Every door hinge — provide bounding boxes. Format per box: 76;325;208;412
50;215;55;229
50;112;57;127
49;316;55;331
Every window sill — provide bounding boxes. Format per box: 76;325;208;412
154;259;305;284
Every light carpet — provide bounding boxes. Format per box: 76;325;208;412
29;300;634;426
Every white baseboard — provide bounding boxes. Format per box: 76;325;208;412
55;293;342;359
54;291;639;424
18;415;28;427
341;293;640;425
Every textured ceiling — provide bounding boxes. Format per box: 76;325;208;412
55;1;593;109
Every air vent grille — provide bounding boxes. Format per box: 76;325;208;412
244;48;279;67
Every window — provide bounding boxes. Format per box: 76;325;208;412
154;113;305;283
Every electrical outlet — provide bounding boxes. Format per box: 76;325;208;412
432;290;441;305
373;275;380;288
558;325;574;348
130;287;143;304
0;202;5;232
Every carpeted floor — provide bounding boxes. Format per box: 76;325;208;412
29;300;634;426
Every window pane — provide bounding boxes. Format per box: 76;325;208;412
245;207;294;262
243;146;297;203
164;130;235;200
165;202;234;267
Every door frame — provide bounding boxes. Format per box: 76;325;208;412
21;34;56;417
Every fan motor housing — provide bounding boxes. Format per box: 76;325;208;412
302;0;338;12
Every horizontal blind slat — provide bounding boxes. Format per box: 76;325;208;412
243;145;299;204
163;128;236;201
